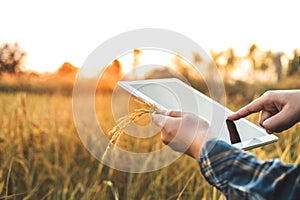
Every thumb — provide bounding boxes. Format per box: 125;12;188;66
152;113;167;128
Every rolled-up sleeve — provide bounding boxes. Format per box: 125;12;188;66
199;139;300;200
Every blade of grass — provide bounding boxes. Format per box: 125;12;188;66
177;172;196;200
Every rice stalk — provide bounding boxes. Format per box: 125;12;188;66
101;99;161;161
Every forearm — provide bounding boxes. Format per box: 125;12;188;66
199;139;300;200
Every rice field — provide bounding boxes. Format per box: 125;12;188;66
0;83;300;199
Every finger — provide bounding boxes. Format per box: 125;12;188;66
165;110;183;117
160;129;173;144
262;106;295;132
152;114;167;128
227;97;265;120
259;110;273;127
152;113;179;128
266;129;274;134
166;110;197;118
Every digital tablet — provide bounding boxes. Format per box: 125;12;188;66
118;78;278;150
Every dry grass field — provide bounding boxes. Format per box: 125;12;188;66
0;76;300;199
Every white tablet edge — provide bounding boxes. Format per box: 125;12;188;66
118;81;168;111
118;78;278;150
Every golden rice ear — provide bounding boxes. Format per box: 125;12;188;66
102;99;159;161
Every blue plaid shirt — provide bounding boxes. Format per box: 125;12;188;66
199;139;300;200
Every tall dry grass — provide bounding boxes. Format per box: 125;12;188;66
0;92;214;199
0;77;300;199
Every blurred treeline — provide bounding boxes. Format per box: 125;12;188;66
210;44;300;82
173;44;300;107
0;42;299;105
213;44;300;107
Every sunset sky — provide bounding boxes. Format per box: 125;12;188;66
1;0;298;73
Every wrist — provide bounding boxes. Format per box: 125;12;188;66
189;139;205;159
191;146;201;159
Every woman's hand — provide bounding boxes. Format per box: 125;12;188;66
228;90;300;133
152;110;213;159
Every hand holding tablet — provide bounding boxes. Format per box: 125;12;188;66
118;78;300;199
118;78;278;150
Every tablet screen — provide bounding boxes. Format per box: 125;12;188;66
118;78;278;149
